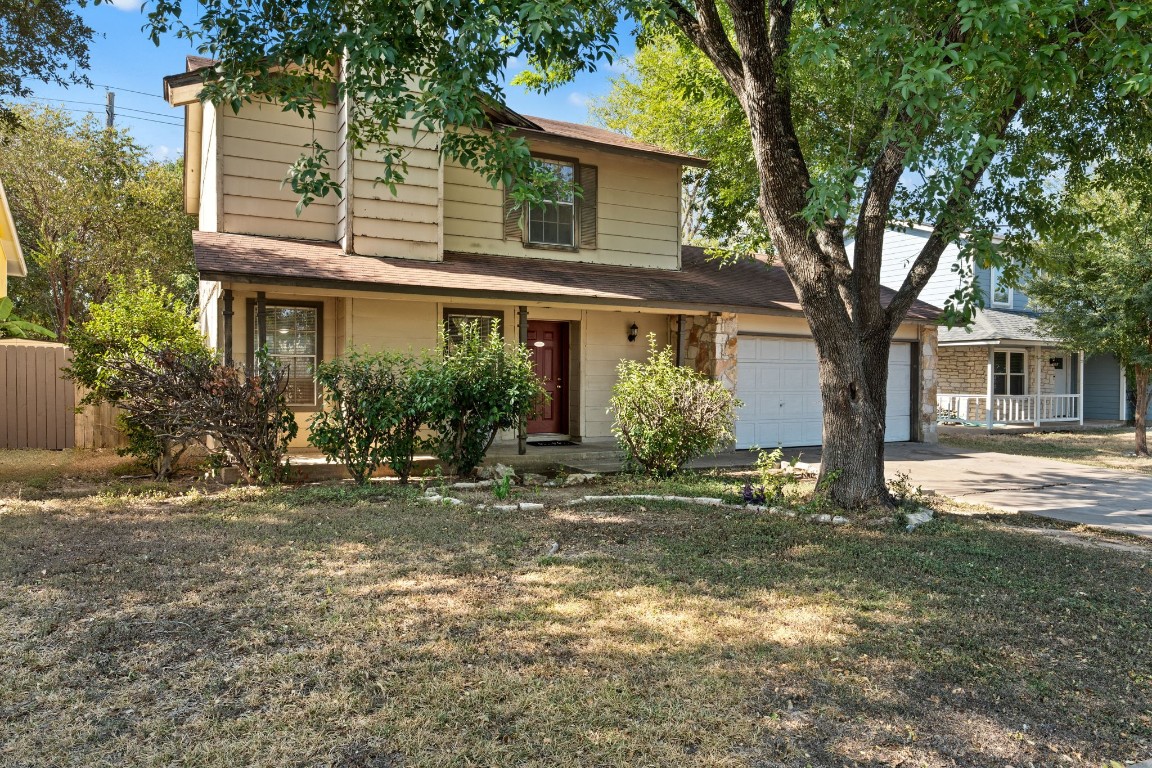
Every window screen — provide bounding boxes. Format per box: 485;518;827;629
527;160;576;247
254;305;319;406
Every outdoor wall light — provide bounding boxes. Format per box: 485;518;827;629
627;322;639;342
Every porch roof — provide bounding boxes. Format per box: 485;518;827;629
194;231;942;321
939;307;1056;346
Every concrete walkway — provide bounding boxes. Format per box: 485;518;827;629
882;442;1152;538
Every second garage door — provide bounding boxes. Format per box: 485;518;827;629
734;338;913;449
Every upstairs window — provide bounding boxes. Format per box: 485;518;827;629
527;160;576;248
991;266;1013;307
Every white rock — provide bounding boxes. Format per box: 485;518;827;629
563;473;600;486
424;494;443;503
452;482;481;490
810;513;850;525
904;508;935;531
478;463;517;481
521;472;548;486
492;504;517;512
518;502;545;511
443;497;465;506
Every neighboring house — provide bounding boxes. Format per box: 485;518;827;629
864;224;1131;427
0;177;27;298
164;57;942;453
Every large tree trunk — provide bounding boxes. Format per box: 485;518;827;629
812;327;894;507
1134;366;1149;457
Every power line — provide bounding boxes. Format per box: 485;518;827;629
25;97;180;121
89;83;165;100
49;106;182;127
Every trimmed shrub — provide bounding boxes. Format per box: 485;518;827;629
309;351;429;484
423;321;545;476
609;336;739;475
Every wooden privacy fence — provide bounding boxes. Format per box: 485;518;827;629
0;339;125;450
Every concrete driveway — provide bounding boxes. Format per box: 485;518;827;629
882;442;1152;538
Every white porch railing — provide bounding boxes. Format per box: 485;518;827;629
937;393;1081;424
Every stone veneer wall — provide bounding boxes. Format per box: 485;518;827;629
681;312;738;393
938;345;1070;396
918;325;939;443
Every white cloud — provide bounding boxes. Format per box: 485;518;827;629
567;92;591;108
153;145;172;160
106;0;143;11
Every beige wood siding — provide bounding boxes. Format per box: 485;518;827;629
199;102;220;232
218;101;339;241
443;138;682;270
351;121;443;261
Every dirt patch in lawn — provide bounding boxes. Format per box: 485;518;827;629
0;474;1149;767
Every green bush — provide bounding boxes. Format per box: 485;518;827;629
309;351;429;484
609;336;739;476
66;275;207;478
423;321;545;476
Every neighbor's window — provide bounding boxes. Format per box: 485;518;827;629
443;309;503;350
527;160;576;247
253;304;320;407
991;266;1013;307
993;351;1026;396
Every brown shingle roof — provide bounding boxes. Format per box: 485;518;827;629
194;231;940;321
518;116;706;167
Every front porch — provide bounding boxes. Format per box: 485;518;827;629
936;342;1085;428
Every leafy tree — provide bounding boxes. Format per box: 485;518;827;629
0;0;93;128
139;0;1152;507
0;106;195;338
0;296;55;339
1027;182;1152;456
610;335;738;475
66;274;208;477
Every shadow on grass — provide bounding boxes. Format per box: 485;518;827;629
0;488;1148;767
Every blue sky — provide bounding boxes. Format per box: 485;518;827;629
18;2;633;160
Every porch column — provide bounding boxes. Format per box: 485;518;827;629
256;291;267;353
222;288;234;365
1034;344;1042;427
517;305;528;455
1078;350;1086;425
986;346;995;432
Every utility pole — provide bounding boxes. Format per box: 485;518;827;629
105;90;114;128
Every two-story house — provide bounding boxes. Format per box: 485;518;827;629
0;177;26;300
164;56;942;454
865;224;1133;428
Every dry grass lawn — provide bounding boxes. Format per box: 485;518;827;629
942;426;1152;474
0;452;1150;767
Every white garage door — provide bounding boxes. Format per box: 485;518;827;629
734;338;913;449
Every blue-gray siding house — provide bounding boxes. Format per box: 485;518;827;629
851;225;1131;426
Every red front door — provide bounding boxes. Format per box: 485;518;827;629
526;321;569;434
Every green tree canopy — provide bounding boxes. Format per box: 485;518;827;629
0;0;94;128
1026;176;1152;455
0;106;195;338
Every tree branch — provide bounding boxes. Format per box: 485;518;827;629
665;0;745;97
884;92;1029;332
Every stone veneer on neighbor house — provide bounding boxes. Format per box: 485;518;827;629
938;345;1072;397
